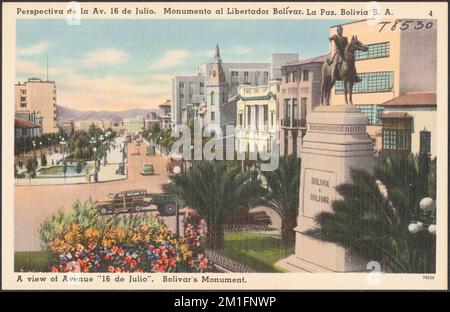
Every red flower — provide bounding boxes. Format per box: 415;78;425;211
108;266;114;272
118;248;124;257
148;245;154;251
199;262;205;269
188;259;194;265
51;266;58;272
169;258;176;267
155;248;161;255
115;267;121;273
88;243;95;250
111;246;118;254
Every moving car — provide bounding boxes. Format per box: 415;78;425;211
140;163;155;175
95;189;180;216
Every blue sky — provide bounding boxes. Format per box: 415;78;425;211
16;19;348;111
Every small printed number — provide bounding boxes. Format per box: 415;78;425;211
429;11;433;16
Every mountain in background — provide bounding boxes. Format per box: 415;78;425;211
56;105;158;124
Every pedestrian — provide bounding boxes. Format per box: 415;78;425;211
86;169;90;182
94;169;98;182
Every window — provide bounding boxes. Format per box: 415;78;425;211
179;82;185;88
211;112;215;122
293;71;299;82
247;106;252;127
231;71;239;77
302;70;309;81
21;89;26;95
239;113;243;126
244;72;249;84
301;97;307;122
255;72;260;85
293;98;299;120
355;42;390;60
358;105;384;125
284;99;291;121
200;82;204;95
420;129;431;154
286;72;291;83
264;71;269;83
383;129;411;151
263;105;268;127
20;102;27;108
335;71;394;94
271;112;274;126
210;92;215;105
180;94;184;99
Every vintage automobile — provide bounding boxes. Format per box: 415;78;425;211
140;163;155;175
94;189;180;216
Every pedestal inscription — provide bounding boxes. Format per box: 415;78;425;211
302;169;336;218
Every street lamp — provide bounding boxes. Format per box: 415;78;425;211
39;141;43;158
408;197;436;235
60;138;67;183
99;135;105;167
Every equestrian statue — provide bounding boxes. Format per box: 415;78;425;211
320;25;368;106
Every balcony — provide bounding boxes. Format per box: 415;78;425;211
281;119;291;127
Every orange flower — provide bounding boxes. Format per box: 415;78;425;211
111;246;118;254
108;266;114;272
51;266;58;272
115;267;121;273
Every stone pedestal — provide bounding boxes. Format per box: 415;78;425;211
278;105;375;272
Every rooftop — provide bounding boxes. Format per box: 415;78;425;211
14;117;41;129
382;92;436;106
380;112;413;119
284;53;330;67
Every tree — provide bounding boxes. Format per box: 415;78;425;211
261;156;300;243
163;160;265;249
305;154;436;273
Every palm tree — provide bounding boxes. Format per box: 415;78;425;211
163;160;265;249
305;153;436;273
261;155;300;243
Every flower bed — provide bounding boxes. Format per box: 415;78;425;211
39;201;210;273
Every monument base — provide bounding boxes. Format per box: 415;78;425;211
280;105;375;273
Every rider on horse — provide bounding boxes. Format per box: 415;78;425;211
329;25;362;84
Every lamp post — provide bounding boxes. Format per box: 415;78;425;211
39;141;43;158
173;165;181;238
408;197;436;235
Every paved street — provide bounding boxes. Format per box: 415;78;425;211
14;139;177;251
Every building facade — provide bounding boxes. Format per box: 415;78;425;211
74;120;113;132
124;116;145;134
15;77;58;134
329;19;437;152
171;50;299;126
14;117;41;138
380;92;437;157
158;100;172;129
235;81;280;154
279;54;328;157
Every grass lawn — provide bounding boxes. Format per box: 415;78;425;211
15;251;50;272
218;232;294;272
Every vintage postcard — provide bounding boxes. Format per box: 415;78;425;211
1;1;448;291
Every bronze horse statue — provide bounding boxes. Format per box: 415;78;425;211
320;36;368;106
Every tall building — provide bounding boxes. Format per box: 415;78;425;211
205;45;228;126
171;50;299;126
279;54;328;157
329;19;437;152
15;77;58;134
235;81;280;154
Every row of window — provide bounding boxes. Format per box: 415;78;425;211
355;42;390;60
358;104;385;125
283;98;307;121
335;71;394;94
285;70;309;83
382;129;431;154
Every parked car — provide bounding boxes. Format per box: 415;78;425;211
95;189;180;216
140;163;155;175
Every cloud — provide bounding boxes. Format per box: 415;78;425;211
232;46;253;55
149;49;192;70
80;48;129;68
17;41;49;56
